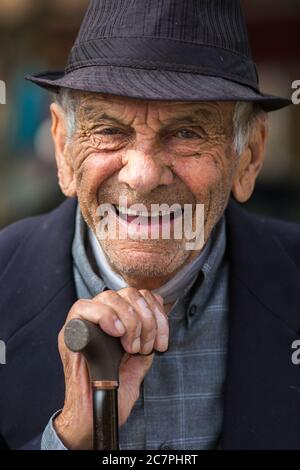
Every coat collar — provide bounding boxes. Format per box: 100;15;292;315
0;198;78;448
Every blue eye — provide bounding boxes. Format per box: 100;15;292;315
175;129;199;139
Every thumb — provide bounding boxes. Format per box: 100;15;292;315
118;353;154;426
119;352;154;384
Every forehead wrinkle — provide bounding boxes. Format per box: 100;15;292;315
79;102;159;130
77;96;233;133
160;114;208;129
162;103;223;122
78;103;138;128
158;110;224;134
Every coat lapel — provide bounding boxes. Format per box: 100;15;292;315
0;197;78;448
222;199;300;449
0;197;78;342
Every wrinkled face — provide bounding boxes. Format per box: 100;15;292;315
60;93;238;287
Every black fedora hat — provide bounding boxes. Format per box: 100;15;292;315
25;0;291;112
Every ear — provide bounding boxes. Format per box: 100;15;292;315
231;117;268;203
50;102;76;197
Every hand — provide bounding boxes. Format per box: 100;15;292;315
54;288;168;449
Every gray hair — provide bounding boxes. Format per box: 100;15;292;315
233;101;268;156
53;88;77;142
54;89;268;155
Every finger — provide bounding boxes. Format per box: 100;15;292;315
139;290;169;352
153;293;164;307
65;298;128;338
118;288;159;354
93;291;142;353
118;288;157;355
118;353;155;426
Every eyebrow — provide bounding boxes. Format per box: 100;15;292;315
97;113;126;126
160;115;208;128
95;110;213;129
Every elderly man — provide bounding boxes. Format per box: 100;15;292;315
0;0;298;451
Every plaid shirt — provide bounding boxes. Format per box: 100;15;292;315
42;209;228;450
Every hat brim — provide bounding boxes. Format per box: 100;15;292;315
25;66;291;112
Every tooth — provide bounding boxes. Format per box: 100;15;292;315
116;205;183;217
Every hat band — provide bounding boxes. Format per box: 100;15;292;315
66;37;259;90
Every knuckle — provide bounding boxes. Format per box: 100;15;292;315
125;316;140;336
97;310;113;327
97;289;115;301
141;315;157;332
139;289;151;297
139;290;157;307
142;328;157;345
76;298;89;308
122;287;137;295
120;287;139;300
120;337;133;353
118;308;139;334
71;299;90;315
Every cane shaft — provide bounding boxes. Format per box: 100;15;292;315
92;387;119;450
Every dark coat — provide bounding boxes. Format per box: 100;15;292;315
1;197;300;450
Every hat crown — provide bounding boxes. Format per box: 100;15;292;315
76;0;251;58
25;0;290;112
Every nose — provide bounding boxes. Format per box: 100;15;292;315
118;149;174;194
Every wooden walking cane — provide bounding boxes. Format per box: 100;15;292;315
64;319;124;450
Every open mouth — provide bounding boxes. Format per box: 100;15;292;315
113;204;184;225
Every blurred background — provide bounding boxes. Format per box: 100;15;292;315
0;0;299;228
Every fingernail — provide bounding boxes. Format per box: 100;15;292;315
114;319;126;335
131;337;141;354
